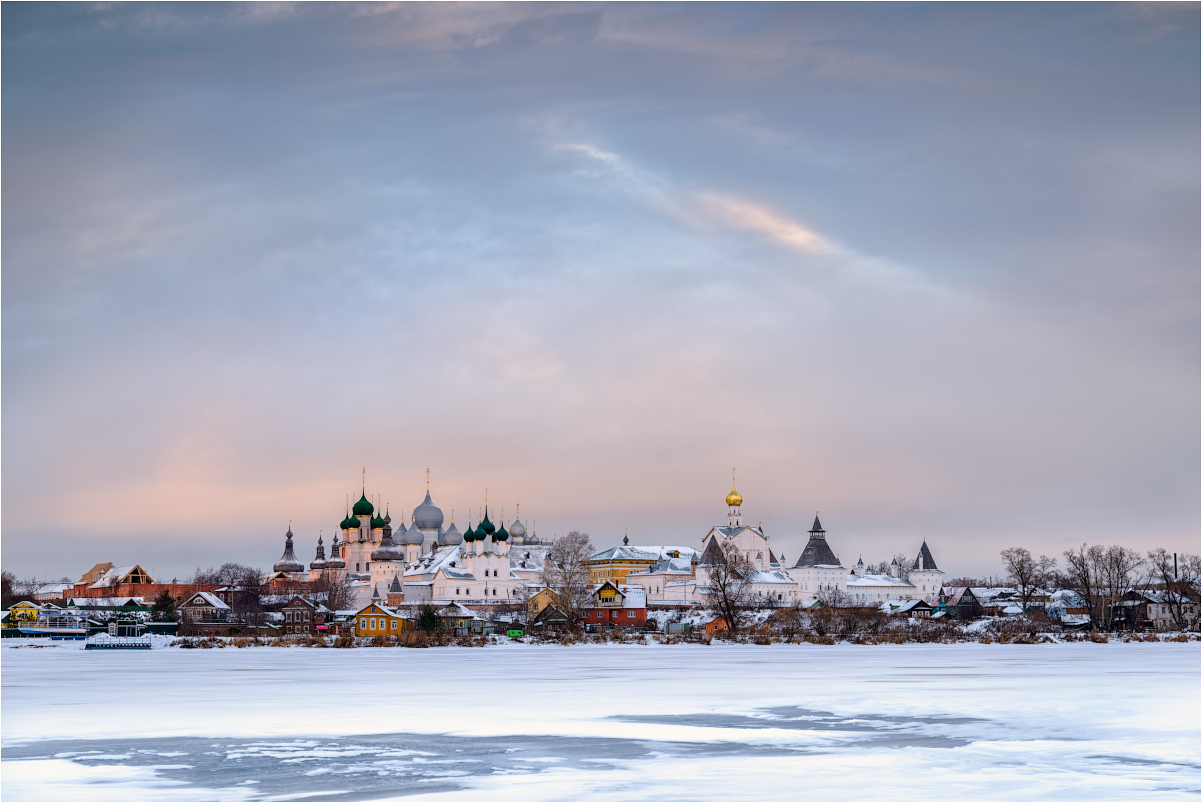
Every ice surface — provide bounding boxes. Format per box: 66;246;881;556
1;640;1198;801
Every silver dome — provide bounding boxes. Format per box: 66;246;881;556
400;514;424;545
371;530;403;562
325;534;346;568
439;521;463;546
509;517;527;539
413;490;444;531
273;529;305;573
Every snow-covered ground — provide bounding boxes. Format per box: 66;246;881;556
2;639;1198;801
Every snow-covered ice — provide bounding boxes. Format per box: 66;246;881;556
1;640;1198;801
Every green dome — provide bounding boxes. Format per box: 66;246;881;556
370;513;387;529
478;509;495;535
495;523;509;542
352;493;374;517
463;524;476;542
340;509;358;530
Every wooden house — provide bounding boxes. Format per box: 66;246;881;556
352;602;411;637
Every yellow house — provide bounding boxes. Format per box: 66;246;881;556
3;601;40;629
352;602;411;636
527;588;566;620
583;545;659;584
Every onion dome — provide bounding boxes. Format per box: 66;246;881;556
413;490;444;531
393;513;408;538
439;520;463;546
371;511;387;530
509;516;526;540
273;526;304;573
340;508;358;530
478;508;495;535
310;535;327;570
463;520;476;543
726;475;743;507
401;519;423;546
371;528;403;562
325;533;346;569
495;521;509;542
353;492;374;517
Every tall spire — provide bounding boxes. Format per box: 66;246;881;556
426;467;430;491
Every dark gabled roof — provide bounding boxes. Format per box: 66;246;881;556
533;605;570;624
388;576;402;593
792;534;840;568
911;540;939;572
698;537;726;566
810;515;824;534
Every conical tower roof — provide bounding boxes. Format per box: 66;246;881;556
911;540;939;572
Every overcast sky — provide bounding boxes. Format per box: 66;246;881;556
3;3;1198;583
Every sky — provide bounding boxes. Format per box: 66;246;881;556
3;2;1198;583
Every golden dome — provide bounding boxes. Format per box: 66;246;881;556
725;473;743;508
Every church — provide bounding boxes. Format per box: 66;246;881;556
272;472;544;610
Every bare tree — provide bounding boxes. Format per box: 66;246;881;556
772;604;806;640
702;540;755;637
319;572;354;613
999;547;1057;613
1099;546;1144;630
816;586;853;608
1061;544;1145;631
506;582;533;626
1146;549;1200;631
1061;543;1104;628
1;570;18;607
539;530;594;625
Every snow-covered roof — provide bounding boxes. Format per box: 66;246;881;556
629;557;695;577
631;546;701;560
848;574;914;588
586;546;660;563
439;601;478;619
970;587;1017;601
1135;590;1193;604
405;545;463;579
183;592;230;610
88;565;151;588
709;526;765;539
742;569;794;585
64;596;146;607
880;598;930;614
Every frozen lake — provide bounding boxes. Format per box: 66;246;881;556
2;640;1198;801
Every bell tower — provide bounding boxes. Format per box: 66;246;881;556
726;468;744;528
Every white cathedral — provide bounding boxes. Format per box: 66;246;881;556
273;473;547;610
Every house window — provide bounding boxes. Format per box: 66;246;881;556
456;588;460;595
627;610;635;618
391;620;398;630
493;589;498;596
360;618;366;630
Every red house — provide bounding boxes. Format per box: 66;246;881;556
578;581;648;630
